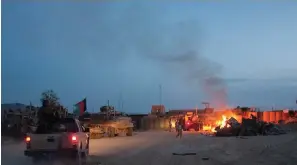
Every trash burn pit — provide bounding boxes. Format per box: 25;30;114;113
199;110;288;137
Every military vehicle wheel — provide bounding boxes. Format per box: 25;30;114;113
126;127;133;136
90;133;95;139
108;127;115;137
98;133;104;138
93;133;104;139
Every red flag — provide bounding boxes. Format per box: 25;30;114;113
74;98;87;116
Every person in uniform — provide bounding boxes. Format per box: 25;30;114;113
176;120;183;139
37;99;60;131
175;120;178;132
169;118;172;132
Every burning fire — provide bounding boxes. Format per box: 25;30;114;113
216;115;230;129
202;113;240;132
202;125;212;131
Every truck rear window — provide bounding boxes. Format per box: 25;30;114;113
35;118;79;134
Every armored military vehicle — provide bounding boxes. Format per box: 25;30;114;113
80;106;134;139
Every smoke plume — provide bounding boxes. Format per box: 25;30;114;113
102;3;228;108
156;50;228;108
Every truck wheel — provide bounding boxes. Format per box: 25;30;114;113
80;146;88;164
80;152;88;165
126;128;133;136
73;151;86;165
72;144;87;165
84;139;90;156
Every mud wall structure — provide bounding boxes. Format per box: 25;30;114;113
140;115;170;130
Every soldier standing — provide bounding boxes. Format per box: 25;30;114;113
38;99;60;131
169;118;172;132
176;120;183;139
175;120;178;132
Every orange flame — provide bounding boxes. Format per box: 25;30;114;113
202;112;241;133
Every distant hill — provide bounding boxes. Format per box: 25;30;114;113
1;103;28;111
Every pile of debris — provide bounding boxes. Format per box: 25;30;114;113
284;117;297;124
215;117;287;137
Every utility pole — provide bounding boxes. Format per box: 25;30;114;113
64;107;67;117
107;100;110;119
159;84;163;114
195;106;198;116
114;105;116;118
119;92;123;112
159;84;162;107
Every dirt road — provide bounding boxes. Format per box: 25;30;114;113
2;131;297;165
89;131;297;165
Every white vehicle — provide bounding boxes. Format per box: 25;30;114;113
24;118;90;163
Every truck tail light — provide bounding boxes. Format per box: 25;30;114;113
25;136;31;149
71;135;77;142
25;136;31;143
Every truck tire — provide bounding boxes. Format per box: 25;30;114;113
80;142;88;164
126;127;133;136
74;151;86;165
83;138;90;157
71;144;87;165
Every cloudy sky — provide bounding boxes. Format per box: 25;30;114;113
2;1;297;112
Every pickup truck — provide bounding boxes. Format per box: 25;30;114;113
24;118;90;163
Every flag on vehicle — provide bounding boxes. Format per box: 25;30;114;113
74;98;87;116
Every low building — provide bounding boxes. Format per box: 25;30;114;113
128;113;148;130
151;105;165;115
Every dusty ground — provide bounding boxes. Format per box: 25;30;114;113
2;131;297;165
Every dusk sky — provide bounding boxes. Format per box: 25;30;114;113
2;1;297;113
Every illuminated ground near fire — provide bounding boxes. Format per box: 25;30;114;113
2;131;297;165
